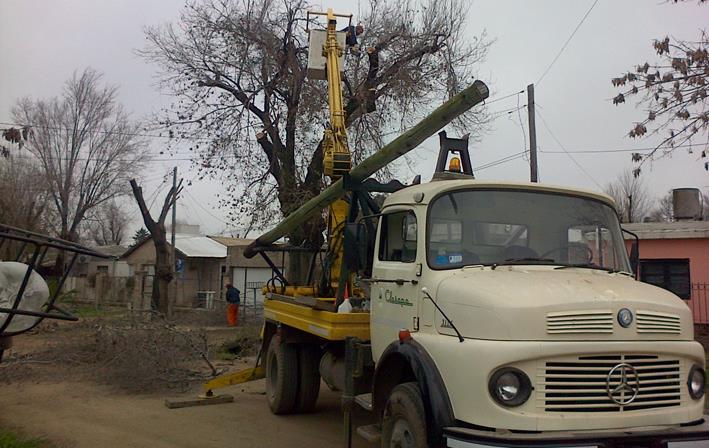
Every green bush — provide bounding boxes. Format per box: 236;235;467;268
0;429;51;448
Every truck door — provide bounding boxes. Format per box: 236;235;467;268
370;209;421;356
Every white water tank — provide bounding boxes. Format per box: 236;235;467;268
672;188;703;221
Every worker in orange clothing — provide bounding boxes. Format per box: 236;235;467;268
225;283;241;326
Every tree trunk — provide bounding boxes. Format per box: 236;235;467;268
152;228;173;316
130;179;182;319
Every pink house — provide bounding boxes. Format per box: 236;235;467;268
624;221;709;324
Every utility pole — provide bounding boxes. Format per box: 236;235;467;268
527;84;539;182
171;167;177;266
171;166;178;315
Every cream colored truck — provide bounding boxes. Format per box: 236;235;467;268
364;178;709;447
260;175;709;448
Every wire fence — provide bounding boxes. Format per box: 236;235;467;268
688;283;709;324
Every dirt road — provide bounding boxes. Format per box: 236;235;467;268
0;378;370;448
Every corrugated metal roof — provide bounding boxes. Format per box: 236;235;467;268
209;236;255;247
175;234;227;258
623;221;709;240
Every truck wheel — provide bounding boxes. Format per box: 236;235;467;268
381;382;428;448
294;344;321;413
266;335;298;414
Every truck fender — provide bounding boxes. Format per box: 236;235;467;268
372;339;455;445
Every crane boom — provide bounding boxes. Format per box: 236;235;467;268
322;10;351;178
244;80;490;258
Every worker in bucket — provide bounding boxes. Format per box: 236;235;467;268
225;283;241;326
341;23;364;54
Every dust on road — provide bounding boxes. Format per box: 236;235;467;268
0;378;370;448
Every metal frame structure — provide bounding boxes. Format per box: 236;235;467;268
0;223;109;342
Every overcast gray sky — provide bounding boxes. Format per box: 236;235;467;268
1;0;707;237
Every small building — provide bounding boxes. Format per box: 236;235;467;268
74;245;130;278
210;236;289;307
122;229;227;308
64;245;131;305
624;221;709;324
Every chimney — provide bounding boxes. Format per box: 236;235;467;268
672;188;703;221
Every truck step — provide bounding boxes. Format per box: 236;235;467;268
354;393;373;411
356;424;381;443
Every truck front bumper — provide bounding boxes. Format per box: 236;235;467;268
444;417;709;447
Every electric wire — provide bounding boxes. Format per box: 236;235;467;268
183;189;232;227
536;0;599;85
535;108;603;189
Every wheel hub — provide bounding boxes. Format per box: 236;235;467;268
390;417;416;448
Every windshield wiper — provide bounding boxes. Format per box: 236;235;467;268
554;263;633;276
491;257;556;270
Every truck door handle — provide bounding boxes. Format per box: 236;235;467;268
364;278;418;286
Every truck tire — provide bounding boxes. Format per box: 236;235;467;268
381;382;428;448
266;335;298;414
294;344;321;413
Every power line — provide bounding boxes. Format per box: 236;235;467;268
535;108;603;189
484;90;526;105
183;189;233;226
0;121;211;142
539;142;705;154
476;150;529;171
536;0;599;85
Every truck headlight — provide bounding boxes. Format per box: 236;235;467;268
489;367;532;407
688;365;705;400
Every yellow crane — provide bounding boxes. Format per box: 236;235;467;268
308;9;353;294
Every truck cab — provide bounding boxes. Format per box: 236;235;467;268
368;179;708;446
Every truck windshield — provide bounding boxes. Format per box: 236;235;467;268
427;189;631;272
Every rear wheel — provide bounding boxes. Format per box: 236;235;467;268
381;382;428;448
265;335;298;414
294;344;321;413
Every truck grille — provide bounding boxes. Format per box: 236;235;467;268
540;354;682;413
636;311;681;334
546;310;613;334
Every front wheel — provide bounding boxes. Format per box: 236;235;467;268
381;382;428;448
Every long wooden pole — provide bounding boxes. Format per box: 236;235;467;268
244;80;489;258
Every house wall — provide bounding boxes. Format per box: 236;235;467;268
635;238;709;285
123;242;226;309
174;258;224;308
87;259;130;277
631;237;709;324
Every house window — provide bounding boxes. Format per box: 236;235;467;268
640;259;691;299
96;265;109;274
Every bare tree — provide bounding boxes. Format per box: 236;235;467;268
130;179;183;316
649;190;675;222
604;170;654;223
140;0;491;277
0;155;49;232
85;200;129;246
11;68;148;250
611;2;707;174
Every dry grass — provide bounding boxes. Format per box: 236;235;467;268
0;310;261;394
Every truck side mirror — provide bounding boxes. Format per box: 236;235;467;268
344;222;367;272
622;228;640;278
629;240;639;277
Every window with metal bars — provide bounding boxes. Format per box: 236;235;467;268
640;259;691;299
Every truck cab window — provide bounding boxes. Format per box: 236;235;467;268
567;225;618;266
378;211;417;262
